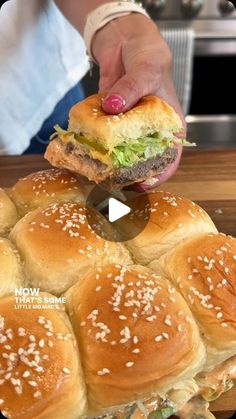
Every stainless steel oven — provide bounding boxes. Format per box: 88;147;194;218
143;0;236;149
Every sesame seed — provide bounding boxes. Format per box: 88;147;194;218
18;327;26;336
164;318;172;327
62;367;70;374
39;339;45;348
155;335;163;342
0;399;4;405
97;368;110;376
34;391;42;398
126;362;134;368
119;315;127;320
146;316;156;322
133;336;139;344
217;312;223;319
162;332;169;339
132;349;140;354
15;386;22;395
28;381;38;387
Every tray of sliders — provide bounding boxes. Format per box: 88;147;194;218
0;94;235;419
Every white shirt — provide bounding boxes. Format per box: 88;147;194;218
0;0;89;155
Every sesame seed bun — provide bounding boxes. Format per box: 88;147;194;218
150;233;236;371
117;191;217;264
0;294;86;418
0;188;18;235
9;202;132;295
9;169;93;216
0;238;25;298
68;93;182;152
65;264;206;416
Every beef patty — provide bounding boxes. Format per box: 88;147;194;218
64;140;177;188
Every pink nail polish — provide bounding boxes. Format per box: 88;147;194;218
103;94;126;113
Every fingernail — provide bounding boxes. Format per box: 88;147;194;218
103;94;126;112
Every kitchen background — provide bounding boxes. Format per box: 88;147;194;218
82;0;236;149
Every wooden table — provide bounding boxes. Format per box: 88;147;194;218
1;149;236;237
0;149;236;418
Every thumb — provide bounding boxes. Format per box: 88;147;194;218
102;65;158;114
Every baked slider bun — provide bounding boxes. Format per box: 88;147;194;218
0;294;86;418
150;233;236;371
117;191;217;264
0;188;18;235
65;264;206;417
8;168;93;216
10;201;132;295
0;237;25;298
45;94;189;189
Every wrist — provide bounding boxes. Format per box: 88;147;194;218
92;13;158;62
84;2;150;62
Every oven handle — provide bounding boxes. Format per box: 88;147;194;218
195;32;236;39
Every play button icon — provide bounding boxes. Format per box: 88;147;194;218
108;198;131;222
86;184;150;242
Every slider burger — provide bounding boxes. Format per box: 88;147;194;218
65;264;206;418
45;94;191;189
150;232;236;416
0;293;86;419
8;168;93;216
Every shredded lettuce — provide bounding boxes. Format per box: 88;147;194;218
111;133;193;168
111;135;173;168
199;379;234;402
51;124;194;168
50;124;70;141
148;406;175;419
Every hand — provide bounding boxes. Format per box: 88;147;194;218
92;13;185;189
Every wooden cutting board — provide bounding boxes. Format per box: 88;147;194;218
0;149;236;417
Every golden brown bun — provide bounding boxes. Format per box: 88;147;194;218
10;202;132;295
0;237;26;298
0;188;18;235
9;169;93;216
0;293;87;418
150;233;236;371
117;191;217;264
68;93;183;151
65;264;205;415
